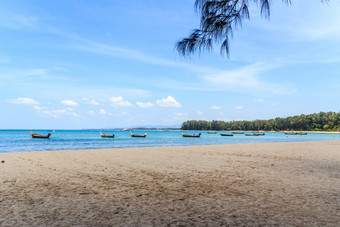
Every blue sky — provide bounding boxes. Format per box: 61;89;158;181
1;0;340;129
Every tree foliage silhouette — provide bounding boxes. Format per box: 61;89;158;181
176;0;327;57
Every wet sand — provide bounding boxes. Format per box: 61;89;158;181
1;141;340;226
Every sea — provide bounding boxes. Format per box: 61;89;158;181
0;130;339;153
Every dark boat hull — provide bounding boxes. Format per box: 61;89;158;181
181;131;201;137
101;135;115;138
100;132;115;138
131;134;147;137
182;134;200;137
130;131;147;137
220;133;233;136
284;132;297;135
31;133;51;139
245;134;258;136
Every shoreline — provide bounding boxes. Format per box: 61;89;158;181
0;139;339;155
1;140;340;226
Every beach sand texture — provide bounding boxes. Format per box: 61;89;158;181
1;141;340;226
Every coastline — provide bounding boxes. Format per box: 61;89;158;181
1;141;340;226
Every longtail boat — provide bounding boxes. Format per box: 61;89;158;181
232;131;244;134
100;131;115;138
30;130;51;139
206;131;217;134
253;131;265;136
284;132;297;135
245;133;258;136
130;131;147;138
220;133;233;136
297;132;307;135
181;131;201;137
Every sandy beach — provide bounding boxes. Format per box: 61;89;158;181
1;141;340;226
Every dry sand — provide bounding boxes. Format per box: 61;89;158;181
1;141;340;226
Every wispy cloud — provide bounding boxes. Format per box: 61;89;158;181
0;13;293;96
36;107;78;119
83;98;100;105
255;1;340;42
6;97;39;105
136;102;154;108
0;10;38;30
87;110;95;115
98;109;107;115
174;112;188;117
203;62;292;94
61;100;79;106
173;112;189;121
72;40;213;73
211;106;221;110
255;98;264;103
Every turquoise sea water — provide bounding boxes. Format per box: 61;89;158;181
0;130;339;153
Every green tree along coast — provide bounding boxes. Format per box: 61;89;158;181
181;112;340;131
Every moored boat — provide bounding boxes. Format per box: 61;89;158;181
100;131;115;138
253;131;265;136
181;131;201;137
206;131;217;134
284;132;297;135
232;131;244;134
220;133;233;136
30;130;51;139
245;133;258;136
130;131;147;138
297;132;307;135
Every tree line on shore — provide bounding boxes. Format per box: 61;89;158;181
181;112;340;131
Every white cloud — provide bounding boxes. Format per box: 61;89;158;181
87;110;95;115
109;96;133;107
236;106;244;110
197;111;203;115
38;107;77;119
255;98;264;102
6;97;39;105
136;102;154;108
83;98;100;105
211;105;221;110
33;105;43;110
98;109;107;115
61;100;79;106
173;112;189;121
156;96;181;108
89;100;100;105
